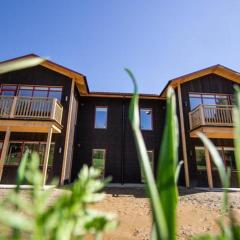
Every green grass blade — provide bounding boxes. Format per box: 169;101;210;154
16;150;30;191
157;87;179;240
126;68;168;240
233;86;240;186
0;56;44;74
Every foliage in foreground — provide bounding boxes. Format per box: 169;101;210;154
127;69;240;240
0;152;117;240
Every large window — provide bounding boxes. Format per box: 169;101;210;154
95;107;108;129
0;85;62;101
92;149;106;179
140;108;153;130
140;150;154;183
5;142;55;166
195;146;237;172
189;93;232;110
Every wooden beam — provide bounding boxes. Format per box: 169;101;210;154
0;120;61;133
177;84;190;187
42;128;53;186
60;79;75;185
0;129;11;181
205;147;213;188
190;127;234;139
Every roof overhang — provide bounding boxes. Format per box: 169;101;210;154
160;64;240;97
0;54;89;95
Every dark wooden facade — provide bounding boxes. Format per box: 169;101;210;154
71;96;167;184
177;73;238;187
0;65;73;183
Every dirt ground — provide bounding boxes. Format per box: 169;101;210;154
1;187;240;240
91;187;240;240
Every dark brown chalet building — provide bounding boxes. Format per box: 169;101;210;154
0;55;239;188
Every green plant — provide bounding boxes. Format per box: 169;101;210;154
127;69;240;240
127;69;179;240
0;151;117;240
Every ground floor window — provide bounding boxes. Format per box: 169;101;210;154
195;146;237;171
195;147;206;170
5;141;55;166
92;149;106;179
0;142;3;157
140;150;154;183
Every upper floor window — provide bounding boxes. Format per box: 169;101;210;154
18;86;62;101
95;107;108;129
0;85;17;96
0;84;62;101
189;93;232;110
140;108;153;130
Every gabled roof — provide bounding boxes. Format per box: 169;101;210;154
0;54;89;94
160;64;240;97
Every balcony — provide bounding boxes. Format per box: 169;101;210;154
189;104;234;138
0;96;63;133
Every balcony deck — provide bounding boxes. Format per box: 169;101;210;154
189;104;234;138
0;96;63;133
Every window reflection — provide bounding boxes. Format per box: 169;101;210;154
189;93;232;110
140;108;152;130
95;107;108;129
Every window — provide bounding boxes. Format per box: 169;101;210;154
5;142;55;166
140;108;153;130
195;147;206;170
18;86;62;101
95;107;108;129
0;84;62;101
141;150;154;183
189;93;232;110
0;85;17;96
195;146;237;172
0;142;3;156
92;149;106;179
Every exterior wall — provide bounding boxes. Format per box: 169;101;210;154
178;73;238;187
71;97;166;184
0;65;73;183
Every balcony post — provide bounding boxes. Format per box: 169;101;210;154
200;105;205;125
50;98;57;120
10;96;17;118
204;147;213;188
177;84;190;187
42;127;53;186
0;128;11;182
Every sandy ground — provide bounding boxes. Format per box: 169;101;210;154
91;187;240;240
1;187;240;239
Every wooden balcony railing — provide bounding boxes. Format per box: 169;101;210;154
189;104;233;130
0;96;63;125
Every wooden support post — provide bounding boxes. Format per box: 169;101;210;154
0;129;11;181
205;147;213;188
60;79;75;185
42;128;53;186
10;96;17;118
177;84;190;187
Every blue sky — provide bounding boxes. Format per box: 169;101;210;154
1;1;240;94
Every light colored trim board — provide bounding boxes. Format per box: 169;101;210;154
177;84;190;187
0;129;11;181
190;127;233;139
60;79;75;185
205;147;213;188
42;128;53;186
0;120;61;133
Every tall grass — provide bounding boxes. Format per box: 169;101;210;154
127;69;240;240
